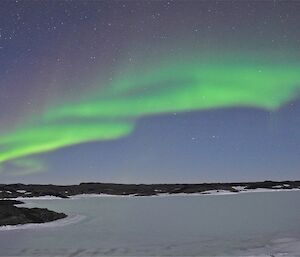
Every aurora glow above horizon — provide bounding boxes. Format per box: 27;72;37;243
0;1;300;183
1;54;300;168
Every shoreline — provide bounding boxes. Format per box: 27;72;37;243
8;187;300;200
0;200;67;227
1;190;300;256
0;214;84;231
1;180;300;199
1;181;299;227
1;188;300;231
58;187;300;198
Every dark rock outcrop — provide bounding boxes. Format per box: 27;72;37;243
0;200;67;226
0;180;299;199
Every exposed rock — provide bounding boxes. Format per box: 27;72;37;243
0;180;299;200
0;200;67;226
0;200;24;205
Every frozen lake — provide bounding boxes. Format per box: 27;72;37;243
1;191;300;256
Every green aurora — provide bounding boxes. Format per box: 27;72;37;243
0;55;300;171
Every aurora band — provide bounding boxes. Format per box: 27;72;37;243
0;54;299;170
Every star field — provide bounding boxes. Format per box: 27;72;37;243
0;0;299;184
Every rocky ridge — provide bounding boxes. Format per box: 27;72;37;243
1;180;299;199
0;200;67;226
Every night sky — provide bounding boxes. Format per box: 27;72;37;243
0;1;300;184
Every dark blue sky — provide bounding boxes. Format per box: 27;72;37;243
0;1;299;184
